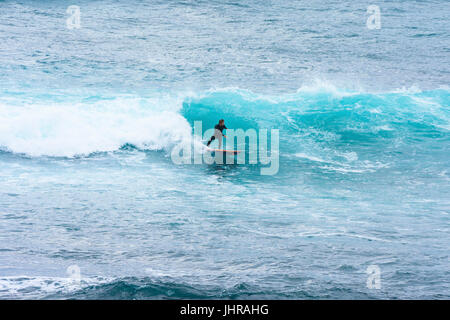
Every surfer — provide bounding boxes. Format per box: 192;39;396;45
206;119;227;149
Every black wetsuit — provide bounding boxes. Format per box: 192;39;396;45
207;124;227;146
215;124;227;133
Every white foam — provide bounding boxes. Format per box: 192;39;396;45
295;79;357;97
295;153;326;163
0;95;192;157
0;275;111;299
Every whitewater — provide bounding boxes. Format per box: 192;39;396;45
0;0;449;299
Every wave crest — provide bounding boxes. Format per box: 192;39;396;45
1;86;448;158
0;96;191;157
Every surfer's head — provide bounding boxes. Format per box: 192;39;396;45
219;119;225;125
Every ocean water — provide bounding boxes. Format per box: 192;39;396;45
0;0;449;299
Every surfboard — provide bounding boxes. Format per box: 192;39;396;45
210;149;241;154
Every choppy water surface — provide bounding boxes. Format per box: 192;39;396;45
0;0;449;299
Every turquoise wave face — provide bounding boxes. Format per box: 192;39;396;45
182;88;449;176
2;87;448;168
182;89;450;140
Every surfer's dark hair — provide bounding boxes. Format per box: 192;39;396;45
219;119;224;123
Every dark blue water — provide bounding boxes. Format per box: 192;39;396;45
0;0;449;299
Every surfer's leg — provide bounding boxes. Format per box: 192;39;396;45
208;130;223;148
206;135;215;146
208;129;222;148
217;133;223;150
